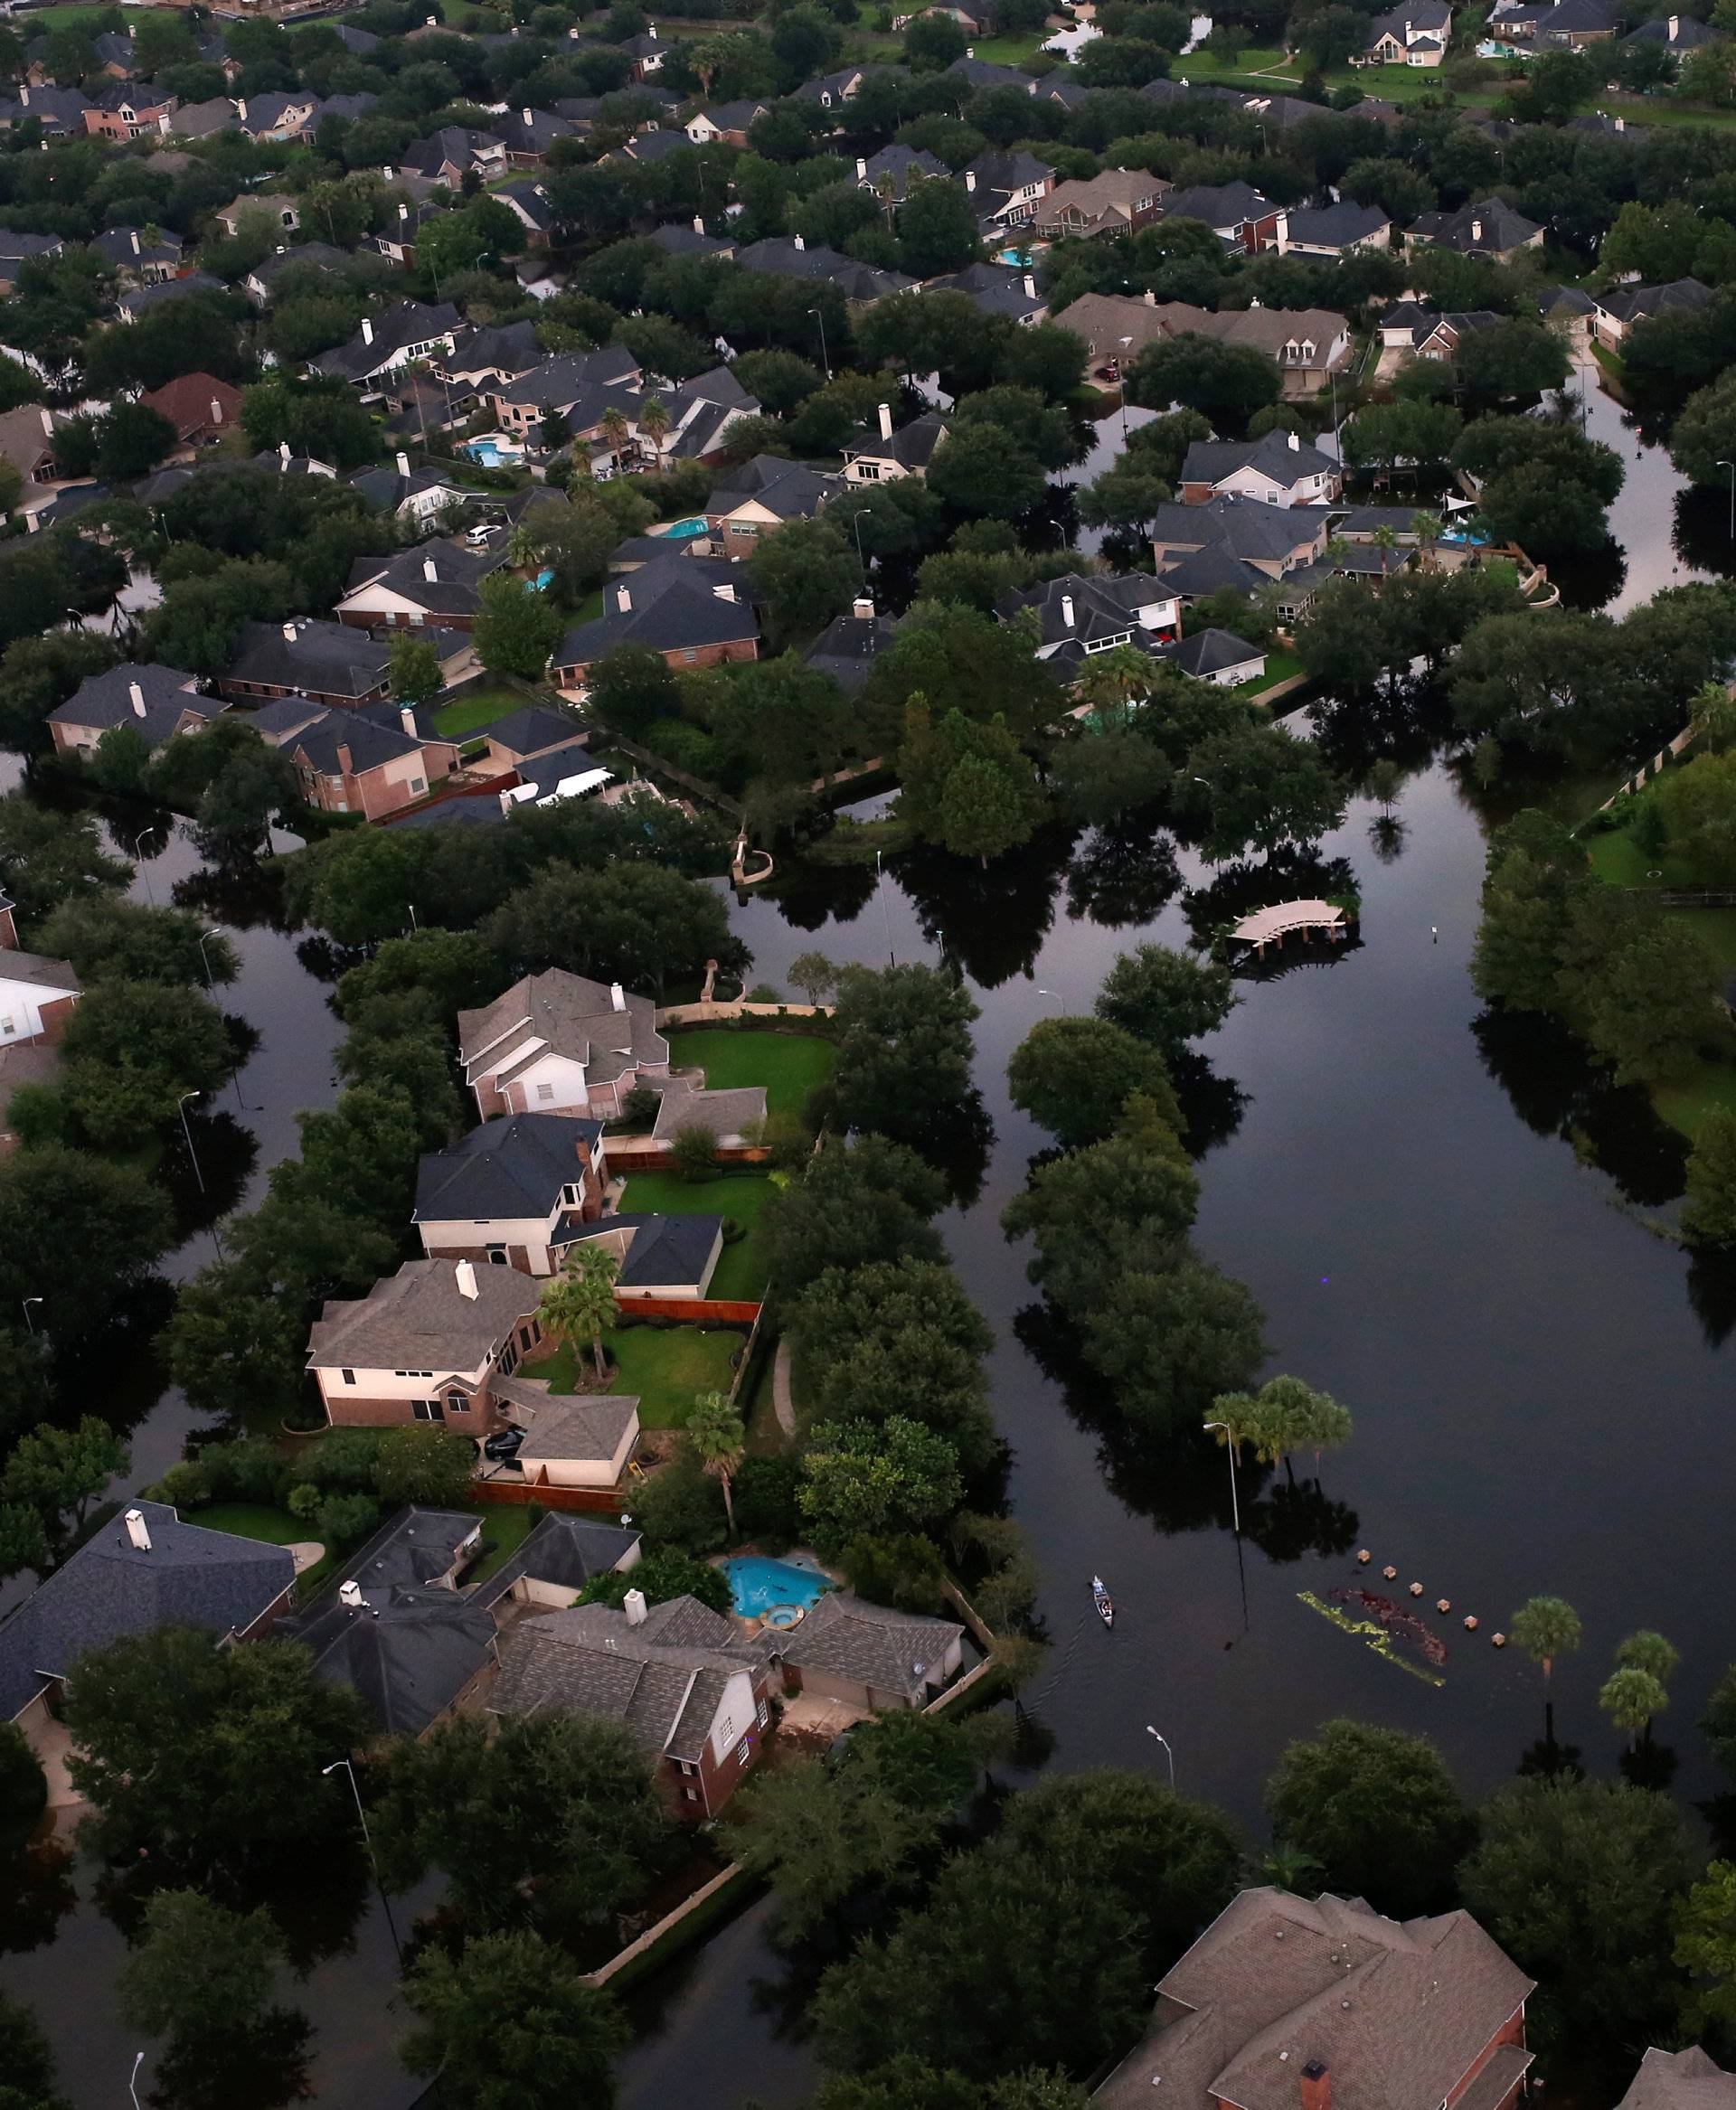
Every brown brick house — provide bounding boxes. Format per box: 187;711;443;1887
412;1113;608;1275
1096;1889;1534;2110
550;563;760;695
141;372;245;457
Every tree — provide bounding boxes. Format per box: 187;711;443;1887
0;1144;171;1338
788;950;837;1006
0;1992;70;2110
0;1715;45;1829
801;1416;963;1555
766;1135;947;1294
927;422;1048;518
823;961;981;1150
577;1546;731;1616
1454;319;1571;404
483;862;740;997
1175;724;1345;862
898;178;982;278
0;1417;127;1573
373;1425;478;1508
1266;1720;1473;1918
1617;1630;1680;1686
1459;1777;1696;2055
95;402;178;481
61;978;232;1145
1669;367;1736;490
1508;1595;1582;1687
33;896;237;990
899;702;1046;863
687;1390;746;1539
1675;1860;1736;2033
1684;1109;1736;1248
62;1628;373;1872
474;572;563;682
537;1241;619;1382
1095;944;1238;1063
1004;1114;1200;1309
1574;917;1722;1087
400;1930;630;2110
1126;332;1280;424
118;1889;288;2048
1232;1374;1352;1477
1599;1666;1668;1747
0;800;129;922
390;632;445;707
1007;1015;1177;1150
1080;1259;1269;1438
746;517;860;645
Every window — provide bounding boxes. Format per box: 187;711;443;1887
519;1326;533;1352
487;1245;508;1265
756;1700;769;1727
682;649;697;663
408;777;425;796
682;1785;701;1802
446;1390;468;1414
734;1737;752;1766
341;1368;355;1385
414;1398;445;1421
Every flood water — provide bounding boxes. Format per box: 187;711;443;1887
6;373;1735;2107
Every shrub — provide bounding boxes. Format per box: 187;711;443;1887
732;1453;804;1547
296;1427;385;1493
618;1086;661;1130
202;1436;289;1507
0;1719;46;1832
316;1492;381;1547
667;1125;720;1182
151;1460;213;1511
721;1216;747;1245
578;1545;731;1615
631;1448;727;1554
841;1531;950;1612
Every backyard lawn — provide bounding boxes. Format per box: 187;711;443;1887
196;1502;306;1546
194;1494;545;1589
1236;648;1306;700
665;1026;835;1125
525;1324;742;1427
433;684;541;738
622;1166;776;1300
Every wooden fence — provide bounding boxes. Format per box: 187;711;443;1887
469;1479;625;1512
618;1295;762;1323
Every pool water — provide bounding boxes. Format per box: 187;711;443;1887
722;1555;831;1618
466;441;504;466
533;568;553;589
663;516;708;538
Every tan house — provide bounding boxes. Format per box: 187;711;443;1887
1055;291;1351;395
412;1113;609;1275
777;1592;966;1710
457;970;671;1121
46;662;209;758
489;1383;641;1488
1033;166;1169;240
307;1257;547;1432
0;405;62;485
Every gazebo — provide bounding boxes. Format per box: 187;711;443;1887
1230;900;1348;956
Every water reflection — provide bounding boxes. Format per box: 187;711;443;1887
1064;825;1183;927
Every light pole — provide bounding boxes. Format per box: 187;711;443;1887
21;1296;42;1334
807;304;832;381
850;506;872;579
1203;1420;1241;1535
197;927;223;990
1721;459;1735;541
133;828;156;905
1145;1726;1175;1785
176;1089;204;1194
324;1758;403;1964
129;2051;145;2110
1036;984;1068;1014
874;848;894;967
1118;335;1133;440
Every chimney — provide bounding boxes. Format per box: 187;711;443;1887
282;620;297;641
966;42;975;54
610;981;627;1011
128;682;146;718
361;316;373;344
1061;591;1075;630
401;704;418;736
1669;11;1679;31
965;168;976;192
877;400;893;441
0;900;14;950
856;156;867;179
792;233;805;251
1024;273;1037;297
40;408;52;436
396;450;410;476
339;1579;363;1607
616;584;632;612
210;398;223;426
853;595;874;620
279;441;291;465
522;108;533;126
624;1587;648;1625
648;21;657;33
130;228;139;253
236;98;246;119
1288;429;1299;449
1300;2063;1331;2110
713;580;737;602
1144;287;1156;306
423;556;439;581
336;742;354;776
693;213;705;233
455;1259;479;1299
124;1508;151;1552
1470;219;1482;242
399;201;410;221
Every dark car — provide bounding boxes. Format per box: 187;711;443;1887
482;1426;525;1462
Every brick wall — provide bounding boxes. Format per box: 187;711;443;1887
34;994;79;1045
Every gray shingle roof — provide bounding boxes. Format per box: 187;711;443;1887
457;969;665;1094
775;1591;962;1691
283;1583;496;1738
0;1501;294;1721
1183;429;1337;492
1156;627;1264;678
1618;2049;1736;2110
480;705;588;759
561;1212;722;1289
413;1112;601;1225
496;1385;639;1465
47;662;204;742
477;1513;641;1602
1409;196;1541;253
651;1083;767;1144
307;1258;541;1372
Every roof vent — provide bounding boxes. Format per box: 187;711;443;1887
124;1508;151;1551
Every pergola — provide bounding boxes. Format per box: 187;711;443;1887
1230;900;1347;956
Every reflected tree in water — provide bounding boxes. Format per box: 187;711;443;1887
0;1834;77;1954
1064;825;1182;929
896;824;1079;990
1242;1479;1361;1566
1170;1050;1249;1160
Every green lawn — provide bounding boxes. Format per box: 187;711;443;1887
524;1324;742;1428
196;1502;305;1545
467;1502;540;1583
665;1026;836;1125
433;685;539;738
623;1167;776;1300
1235;647;1306;700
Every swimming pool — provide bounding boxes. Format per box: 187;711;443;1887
662;516;708;538
722;1555;831;1619
533;568;553;589
465;438;521;467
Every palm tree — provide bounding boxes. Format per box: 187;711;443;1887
535;1242;619;1384
1616;1629;1680;1686
1293;1389;1353;1472
1509;1595;1583;1687
1251;1842;1324;1895
1411;507;1443;570
505;523;542;573
637;393;671;468
687;1389;745;1538
689;35;733;98
599;404;630;469
1370;522;1401;577
1599;1666;1668;1748
1206;1391;1258;1462
1072;643;1154;725
1241;1375;1327;1482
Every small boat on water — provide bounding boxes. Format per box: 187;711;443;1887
1092;1575;1114;1629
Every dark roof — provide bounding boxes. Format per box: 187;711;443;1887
997;570;1175;647
313;300;461;382
1153;545;1268;599
482;705;589;759
343;540;502;619
1624;13;1721;42
776;1590;962;1690
692;98;766;131
708;453;839;521
288;706;427;777
804;608;899;693
442;318;544;380
1284;200;1389;248
859;143;945;197
1182;429;1337;491
1150;493;1327;564
1596;277;1713;326
562;1212;722;1288
47;661;203;742
1161;181;1278;230
226;617;392;699
284;1581;495;1738
850;408;948;471
478;1513;641;1604
1156;626;1265;678
928;260;1044;321
413;1112;602;1225
0;1501;294;1721
118;271;223;317
248;241;355;288
1409;196;1542;253
555;563;758;668
732;237;913;302
648;219;733;258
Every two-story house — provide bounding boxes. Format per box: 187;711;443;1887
1180;429;1343;507
996;572;1183;675
458;970;671;1120
412;1113;608;1276
0;893;80;1050
46;662;210;757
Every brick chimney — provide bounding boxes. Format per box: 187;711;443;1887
336;742;354;776
1301;2062;1331;2110
853;595;874;620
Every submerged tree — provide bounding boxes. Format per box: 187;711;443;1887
1508;1595;1583;1687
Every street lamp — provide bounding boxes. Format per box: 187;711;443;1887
324;1758;403;1963
874;848;895;967
129;2052;145;2110
197;928;223;990
1036;985;1068;1014
132;828;156;906
849;506;872;578
1203;1420;1241;1535
1720;459;1735;541
807;304;832;381
1146;1726;1175;1786
176;1089;204;1195
21;1296;42;1334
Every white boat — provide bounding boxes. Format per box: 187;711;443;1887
1092;1575;1114;1628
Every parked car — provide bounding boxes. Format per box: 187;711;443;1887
482;1426;524;1462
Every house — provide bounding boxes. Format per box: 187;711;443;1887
495;107;572;165
1154;627;1268;687
0;897;80;1049
475;706;590;773
1180;429;1343;507
1407;197;1543;260
652;365;760;466
1033;167;1169;240
856;144;945;202
648;217;735;261
928;261;1047;325
624;26;671;76
703;454;841;552
1488;0;1618;43
401;126;508;187
996;571;1182;674
495;179;557;247
335;540;505;633
651;1079;769;1151
0;1502;296;1752
965;147;1055;234
118;272;223;324
0;231;62;294
1623;13;1721;50
92;225;184;284
237;90;320;141
552;559;759;692
243;242;357;303
82;80;176;140
844;404;949;484
731;236;915;306
491;1512;643;1601
946;53;1039;95
46;662;209;758
1094;1889;1534;2110
0;85;93;137
490;1593;778;1814
140;372;244;457
413;1112;609;1275
350;452;474;527
1617;2049;1736;2110
489;344;643;443
222;617;467;709
1379;301;1507;359
374;201;442;268
487;1383;642;1489
457;969;671;1121
794;63;868;108
163;96;239;141
307;1256;546;1431
685;99;768;146
1358;0;1452;63
805;598;901;693
277;699;458;819
1158;181;1288;253
1054;292;1349;394
314;301;463;391
439;321;546;393
1282;201;1391;256
213;193;300;238
1590;276;1713;347
1151;495;1333;590
775;1591;965;1710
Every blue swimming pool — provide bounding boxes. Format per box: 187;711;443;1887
533;567;554;589
466;440;505;466
722;1555;831;1619
663;516;708;538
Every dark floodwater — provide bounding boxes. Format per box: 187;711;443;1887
6;372;1735;2108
